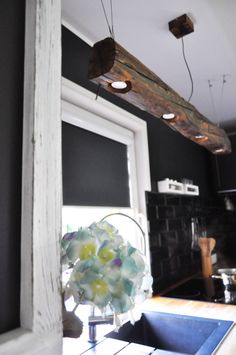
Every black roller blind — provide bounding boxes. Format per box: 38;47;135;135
62;122;130;207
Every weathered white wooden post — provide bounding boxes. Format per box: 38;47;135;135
0;0;62;354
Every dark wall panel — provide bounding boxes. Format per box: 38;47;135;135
62;26;213;198
214;134;236;191
0;0;25;333
144;116;213;196
62;122;130;207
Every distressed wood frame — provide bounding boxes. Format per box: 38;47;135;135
0;1;62;354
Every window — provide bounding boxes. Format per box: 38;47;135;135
61;78;151;351
61;78;151;262
62;122;131;208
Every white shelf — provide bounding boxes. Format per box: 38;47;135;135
157;179;184;194
183;183;199;195
157;179;199;196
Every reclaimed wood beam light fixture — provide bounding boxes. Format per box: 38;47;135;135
88;37;231;154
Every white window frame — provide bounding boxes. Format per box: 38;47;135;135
62;89;137;211
61;78;151;265
0;1;62;354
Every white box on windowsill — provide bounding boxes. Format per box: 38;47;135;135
157;179;184;194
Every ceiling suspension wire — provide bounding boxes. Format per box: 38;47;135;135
95;83;101;100
181;37;194;102
208;78;223;188
95;1;115;100
208;79;219;126
100;0;114;39
219;74;227;127
110;0;115;39
208;79;221;187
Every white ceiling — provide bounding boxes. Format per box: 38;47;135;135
62;0;236;130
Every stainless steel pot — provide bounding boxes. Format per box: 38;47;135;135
212;268;236;287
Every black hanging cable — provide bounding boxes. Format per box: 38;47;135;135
208;79;221;186
219;74;227;127
96;0;115;100
95;83;101;100
181;37;194;102
110;0;115;39
208;79;218;125
211;80;220;186
100;0;114;38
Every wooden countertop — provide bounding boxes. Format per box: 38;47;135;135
143;296;236;355
64;294;236;354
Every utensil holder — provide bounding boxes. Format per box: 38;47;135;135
198;237;216;278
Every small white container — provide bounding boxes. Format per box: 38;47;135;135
183;183;199;195
157;179;184;194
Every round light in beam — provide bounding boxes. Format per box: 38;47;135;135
108;80;132;93
111;81;128;90
214;148;224;154
194;134;209;142
162;113;176;120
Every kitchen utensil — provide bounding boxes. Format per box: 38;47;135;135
198;237;216;278
191;217;200;250
212;268;236;287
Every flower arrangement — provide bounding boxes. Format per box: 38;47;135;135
62;219;153;318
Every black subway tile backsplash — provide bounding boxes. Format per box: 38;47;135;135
162;257;179;274
146;191;236;294
147;205;158;220
157;206;175;219
174;205;186;217
160;231;177;247
149;234;160;249
149;219;167;233
165;196;182;206
167;218;183;231
146;193;166;206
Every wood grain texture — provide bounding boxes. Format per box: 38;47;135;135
198;237;216;277
88;38;231;154
0;0;62;354
23;0;62;336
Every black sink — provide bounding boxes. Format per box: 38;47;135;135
106;311;233;355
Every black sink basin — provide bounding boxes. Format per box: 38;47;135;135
106;311;233;354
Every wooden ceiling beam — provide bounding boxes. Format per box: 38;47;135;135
88;37;231;154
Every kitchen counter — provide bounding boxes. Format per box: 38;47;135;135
143;296;236;355
64;296;236;354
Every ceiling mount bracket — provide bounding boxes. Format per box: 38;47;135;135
168;13;194;39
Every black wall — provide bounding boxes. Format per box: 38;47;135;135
62;26;213;198
212;134;236;191
0;1;25;333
